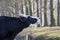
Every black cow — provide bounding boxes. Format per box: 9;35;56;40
0;15;39;40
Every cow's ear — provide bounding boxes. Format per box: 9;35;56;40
28;16;37;24
27;16;31;21
19;16;27;22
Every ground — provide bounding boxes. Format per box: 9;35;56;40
15;27;60;40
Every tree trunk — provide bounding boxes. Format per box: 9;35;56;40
50;0;55;26
44;0;48;26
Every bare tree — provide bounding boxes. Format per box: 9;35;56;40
44;0;48;26
57;0;60;26
50;0;55;26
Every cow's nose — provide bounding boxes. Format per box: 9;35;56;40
37;18;40;24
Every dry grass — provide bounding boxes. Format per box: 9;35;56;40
15;27;60;40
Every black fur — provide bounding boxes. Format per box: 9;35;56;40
0;16;37;40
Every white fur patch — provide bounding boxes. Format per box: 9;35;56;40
19;14;29;18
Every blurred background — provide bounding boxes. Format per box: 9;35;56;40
0;0;60;40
